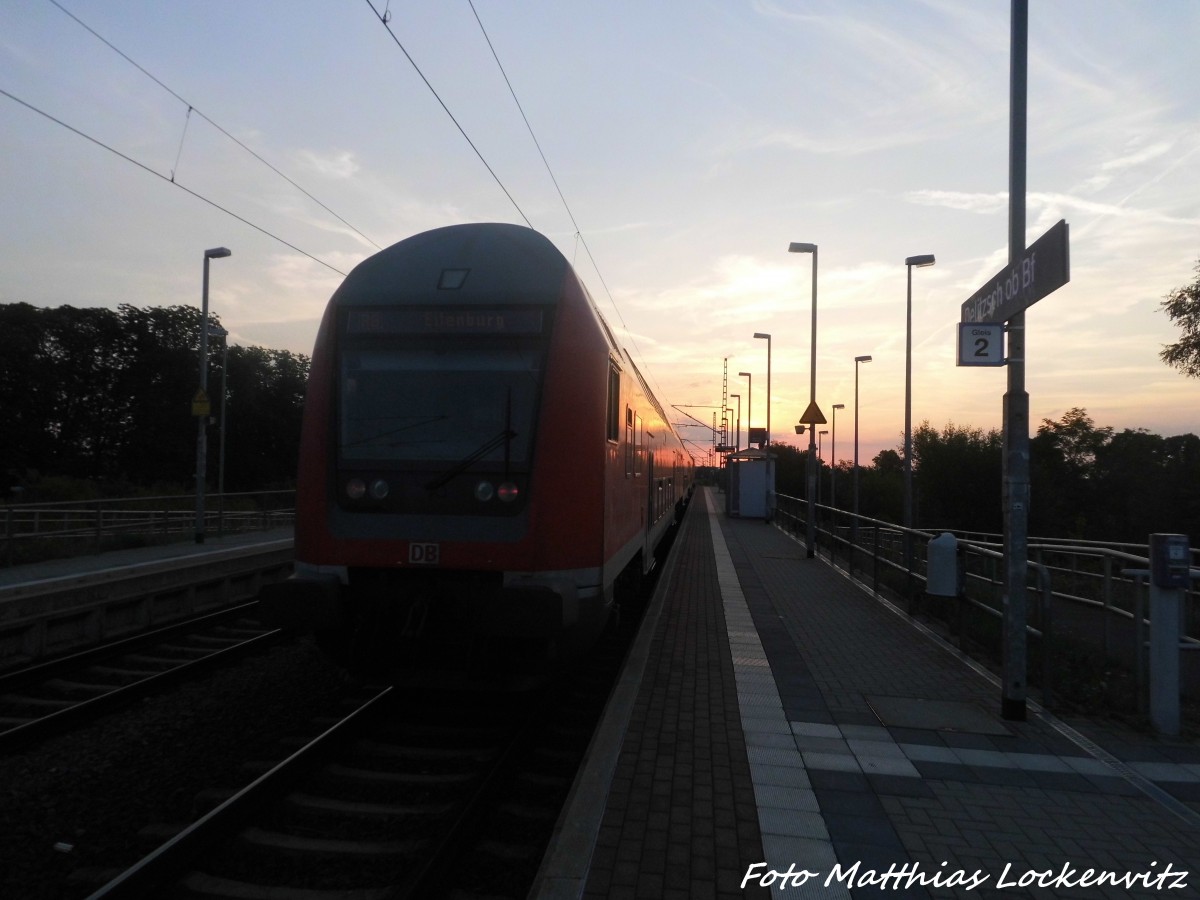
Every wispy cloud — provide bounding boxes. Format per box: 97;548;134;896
904;190;1008;215
1079;142;1168;193
294;149;360;179
903;189;1200;227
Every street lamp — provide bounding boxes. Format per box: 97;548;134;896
818;430;828;504
830;403;845;509
789;241;819;557
195;246;231;544
752;334;771;447
904;254;936;567
208;324;230;538
853;354;872;539
753;333;771;518
730;393;741;451
738;371;752;447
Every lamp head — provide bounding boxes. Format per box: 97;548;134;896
753;332;770;340
905;254;935;268
855;355;873;363
738;371;751;377
205;247;232;260
833;403;845;410
788;242;817;254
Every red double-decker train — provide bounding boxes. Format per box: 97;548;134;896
266;223;692;679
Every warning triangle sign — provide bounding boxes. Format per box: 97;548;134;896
799;401;827;425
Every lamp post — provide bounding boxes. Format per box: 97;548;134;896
738;371;752;447
788;241;819;557
830;403;845;509
752;335;771;447
904;254;936;574
752;333;771;518
853;354;872;540
208;324;230;538
195;246;231;544
818;430;828;504
730;393;741;451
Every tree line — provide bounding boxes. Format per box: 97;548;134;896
770;408;1200;545
764;252;1200;545
758;258;1200;544
0;303;310;501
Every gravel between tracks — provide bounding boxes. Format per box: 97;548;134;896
0;636;354;900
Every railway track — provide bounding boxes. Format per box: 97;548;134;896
0;603;281;750
0;536;293;671
79;685;524;898
80;576;656;899
65;516;685;899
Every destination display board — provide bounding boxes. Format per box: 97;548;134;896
346;308;544;335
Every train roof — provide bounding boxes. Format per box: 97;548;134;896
332;223;570;308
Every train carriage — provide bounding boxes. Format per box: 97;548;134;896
265;223;692;677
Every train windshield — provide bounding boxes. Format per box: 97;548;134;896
337;308;547;465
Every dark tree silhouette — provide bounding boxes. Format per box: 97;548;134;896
0;303;309;497
1160;258;1200;378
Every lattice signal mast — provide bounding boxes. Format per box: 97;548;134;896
716;357;734;455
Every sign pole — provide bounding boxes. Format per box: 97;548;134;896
1001;0;1029;721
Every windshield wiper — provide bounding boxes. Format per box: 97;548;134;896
423;427;516;491
424;389;516;492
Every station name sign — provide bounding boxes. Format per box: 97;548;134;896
960;219;1069;323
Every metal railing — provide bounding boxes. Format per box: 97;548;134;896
772;492;1199;712
1;490;295;567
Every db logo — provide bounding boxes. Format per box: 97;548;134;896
408;542;440;565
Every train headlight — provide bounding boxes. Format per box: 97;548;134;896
474;480;495;502
497;481;520;502
369;478;390;500
346;478;367;500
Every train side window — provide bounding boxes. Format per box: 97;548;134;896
625;407;634;477
606;364;620;443
634;415;643;476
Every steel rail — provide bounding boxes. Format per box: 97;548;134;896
0;618;282;750
83;685;395;900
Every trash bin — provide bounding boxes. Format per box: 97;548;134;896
926;532;959;597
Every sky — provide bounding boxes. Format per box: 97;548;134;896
2;0;1199;468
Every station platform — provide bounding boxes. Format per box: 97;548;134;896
534;487;1200;899
0;527;293;590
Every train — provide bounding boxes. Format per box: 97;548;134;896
262;223;693;680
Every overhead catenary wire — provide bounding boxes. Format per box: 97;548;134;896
363;0;533;230
44;0;383;252
24;2;672;410
466;0;576;236
465;0;671;407
0;87;347;277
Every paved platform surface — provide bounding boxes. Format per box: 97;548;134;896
534;487;1200;899
0;527;293;590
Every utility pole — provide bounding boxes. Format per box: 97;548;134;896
1001;0;1030;721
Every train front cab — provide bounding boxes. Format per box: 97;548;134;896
268;223;692;681
272;228;617;677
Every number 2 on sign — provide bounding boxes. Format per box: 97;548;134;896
957;322;1004;366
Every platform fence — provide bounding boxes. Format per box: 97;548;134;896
1;490;295;568
772;492;1199;715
